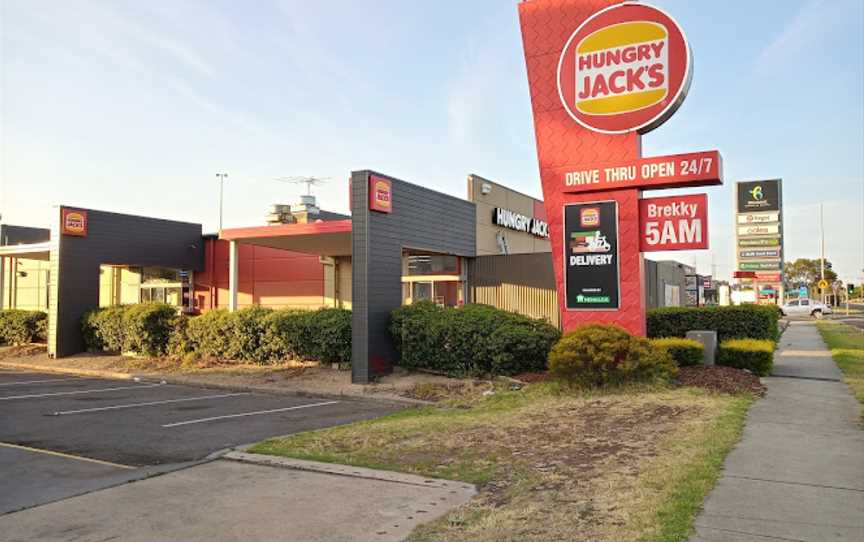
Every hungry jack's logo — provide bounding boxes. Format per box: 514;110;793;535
369;176;392;213
557;3;691;134
580;207;600;227
61;209;88;237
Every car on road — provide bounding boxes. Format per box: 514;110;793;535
780;298;833;318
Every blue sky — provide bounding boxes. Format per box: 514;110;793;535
1;0;862;283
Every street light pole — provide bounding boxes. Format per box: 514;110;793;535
216;173;228;232
819;203;825;304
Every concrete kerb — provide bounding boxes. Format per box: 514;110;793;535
224;450;477;494
0;360;133;381
0;360;431;408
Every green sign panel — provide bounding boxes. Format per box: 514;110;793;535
739;261;781;271
739;237;780;247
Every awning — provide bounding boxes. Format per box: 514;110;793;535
219;220;352;256
0;241;51;261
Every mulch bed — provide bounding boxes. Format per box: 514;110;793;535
677;365;766;396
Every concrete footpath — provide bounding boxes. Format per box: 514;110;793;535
691;321;864;541
0;453;476;542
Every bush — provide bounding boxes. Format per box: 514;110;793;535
123;303;178;357
647;305;780;342
389;302;560;377
0;310;47;345
305;308;352;364
183;307;351;365
650;337;704;367
717;339;775;376
82;303;177;355
549;324;677;388
82;305;128;352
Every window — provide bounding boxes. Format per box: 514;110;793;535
788;300;799;307
800;299;810;306
406;254;459;276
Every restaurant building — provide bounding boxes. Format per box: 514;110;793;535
1;170;688;383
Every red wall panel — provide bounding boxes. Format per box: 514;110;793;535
194;238;325;311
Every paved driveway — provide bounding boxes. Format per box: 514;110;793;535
0;369;401;514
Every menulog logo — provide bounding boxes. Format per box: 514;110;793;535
557;2;692;135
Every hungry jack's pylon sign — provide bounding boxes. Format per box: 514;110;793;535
518;0;721;335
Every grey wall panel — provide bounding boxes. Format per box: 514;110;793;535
51;207;204;357
0;225;50;245
351;170;476;383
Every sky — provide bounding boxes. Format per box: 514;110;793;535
1;0;862;284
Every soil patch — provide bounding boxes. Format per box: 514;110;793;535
678;365;766;396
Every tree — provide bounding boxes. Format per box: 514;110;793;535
784;258;838;290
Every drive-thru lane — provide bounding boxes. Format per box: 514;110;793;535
0;369;402;514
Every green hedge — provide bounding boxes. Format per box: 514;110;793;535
177;307;352;364
389;302;560;377
647;305;780;342
82;303;178;357
717;339;775;376
0;309;47;345
549;324;677;388
650;337;704;367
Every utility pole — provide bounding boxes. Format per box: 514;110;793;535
216;173;228;232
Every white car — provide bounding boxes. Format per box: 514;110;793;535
780;299;833;318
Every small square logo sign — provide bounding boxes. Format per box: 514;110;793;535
61;208;88;237
369;175;392;213
580;207;600;227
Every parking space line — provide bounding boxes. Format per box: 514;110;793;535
0;442;135;470
51;392;251;416
162;400;340;428
0;383;163;401
0;377;94;387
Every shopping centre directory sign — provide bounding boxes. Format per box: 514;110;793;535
519;0;722;334
735;180;785;298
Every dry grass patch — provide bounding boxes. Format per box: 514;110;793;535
251;384;752;541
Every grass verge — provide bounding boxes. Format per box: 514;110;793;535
250;382;753;541
816;321;864;418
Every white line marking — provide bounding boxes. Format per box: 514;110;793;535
0;377;94;387
52;392;251;415
0;383;163;401
162;400;340;428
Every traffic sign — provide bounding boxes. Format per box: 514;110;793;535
818;279;829;290
799;286;808;297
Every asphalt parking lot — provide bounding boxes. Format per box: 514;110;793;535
0;369;402;514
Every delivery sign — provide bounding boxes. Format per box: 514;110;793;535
639;194;707;251
557;2;691;134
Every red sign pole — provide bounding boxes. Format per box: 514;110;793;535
519;0;646;335
519;0;717;337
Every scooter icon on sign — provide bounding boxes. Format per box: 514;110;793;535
587;232;611;252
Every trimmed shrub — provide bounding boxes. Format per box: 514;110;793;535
717;338;775;376
184;307;351;365
389;302;560;377
82;304;177;355
305;308;352;364
0;310;47;345
647;305;780;342
82;305;128;352
123;303;178;357
261;309;314;361
549;324;677;388
650;337;704;367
